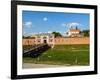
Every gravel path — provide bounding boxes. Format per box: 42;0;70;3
23;63;65;69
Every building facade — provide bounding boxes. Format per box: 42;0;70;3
67;27;81;37
23;33;55;48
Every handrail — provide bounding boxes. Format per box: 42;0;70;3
23;44;48;53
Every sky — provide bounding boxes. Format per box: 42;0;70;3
22;11;90;36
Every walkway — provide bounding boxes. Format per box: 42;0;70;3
22;63;65;68
23;44;50;57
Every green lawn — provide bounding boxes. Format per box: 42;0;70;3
23;44;89;66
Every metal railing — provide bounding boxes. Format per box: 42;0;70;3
23;44;50;57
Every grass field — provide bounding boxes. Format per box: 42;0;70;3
23;44;89;66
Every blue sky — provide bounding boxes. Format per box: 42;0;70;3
22;11;89;35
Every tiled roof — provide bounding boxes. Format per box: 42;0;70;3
70;29;80;32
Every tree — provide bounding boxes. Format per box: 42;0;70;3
81;30;89;37
52;32;62;38
23;36;31;39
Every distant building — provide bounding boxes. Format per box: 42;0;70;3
67;26;81;37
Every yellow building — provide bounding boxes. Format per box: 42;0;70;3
67;27;81;37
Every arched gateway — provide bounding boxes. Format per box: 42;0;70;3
31;33;55;48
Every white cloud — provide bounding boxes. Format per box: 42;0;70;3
66;22;81;28
23;31;26;34
61;23;67;27
23;21;32;28
47;31;52;33
67;22;80;27
43;17;48;21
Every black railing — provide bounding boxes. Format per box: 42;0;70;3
23;44;50;58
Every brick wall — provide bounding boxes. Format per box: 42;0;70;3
23;37;89;45
22;39;35;45
54;37;89;45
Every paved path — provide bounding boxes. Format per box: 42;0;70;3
23;63;66;69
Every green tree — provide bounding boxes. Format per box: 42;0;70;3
81;30;89;37
23;36;31;39
52;32;62;38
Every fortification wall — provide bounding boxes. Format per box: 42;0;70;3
22;39;35;45
23;37;90;45
54;37;89;45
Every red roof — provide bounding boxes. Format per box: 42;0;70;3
70;29;80;32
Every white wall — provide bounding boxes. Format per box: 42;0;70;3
0;0;99;80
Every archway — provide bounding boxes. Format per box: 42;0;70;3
43;40;47;44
